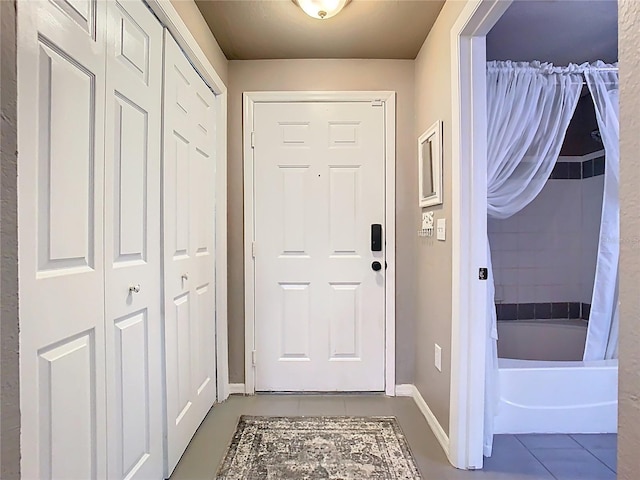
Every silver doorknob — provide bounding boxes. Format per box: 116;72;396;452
129;284;141;294
181;273;189;280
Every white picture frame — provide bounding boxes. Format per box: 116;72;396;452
418;120;443;208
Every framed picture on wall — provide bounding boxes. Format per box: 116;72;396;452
418;120;443;208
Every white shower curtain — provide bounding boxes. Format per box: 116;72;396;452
484;61;583;456
583;62;620;361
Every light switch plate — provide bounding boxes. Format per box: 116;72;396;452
435;344;442;372
436;218;446;241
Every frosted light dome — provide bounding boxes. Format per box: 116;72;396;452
294;0;350;19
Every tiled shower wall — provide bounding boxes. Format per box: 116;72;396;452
489;153;605;317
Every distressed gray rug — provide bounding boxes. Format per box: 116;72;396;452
216;415;422;479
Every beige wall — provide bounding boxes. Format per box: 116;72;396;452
618;1;640;478
172;0;229;86
0;1;20;478
413;0;467;435
227;59;417;384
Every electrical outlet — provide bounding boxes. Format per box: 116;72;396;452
434;344;442;372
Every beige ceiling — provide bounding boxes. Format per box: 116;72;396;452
195;0;446;60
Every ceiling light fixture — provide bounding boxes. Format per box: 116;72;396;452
293;0;350;20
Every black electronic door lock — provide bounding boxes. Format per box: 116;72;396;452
371;224;382;251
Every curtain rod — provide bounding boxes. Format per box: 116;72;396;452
489;66;619;73
586;67;618;72
535;68;619;74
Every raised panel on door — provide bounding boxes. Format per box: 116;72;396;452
18;1;108;478
281;167;310;256
37;39;96;274
329;167;360;256
113;310;151;477
194;283;214;395
112;94;147;264
50;0;97;38
163;31;217;476
103;1;163;478
173;292;193;423
253;102;385;392
280;283;311;360
171;133;191;259
39;333;97;479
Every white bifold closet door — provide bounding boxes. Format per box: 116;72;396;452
103;1;164;479
162;32;218;475
18;1;108;477
18;0;164;478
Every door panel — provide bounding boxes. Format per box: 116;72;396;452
38;39;96;273
113;94;147;262
113;310;150;476
329;167;360;254
40;332;96;479
104;1;163;478
163;31;217;476
174;292;192;419
281;167;309;254
253;102;385;392
18;1;107;477
51;0;97;37
329;283;361;359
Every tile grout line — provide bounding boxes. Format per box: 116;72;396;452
576;441;617;475
514;436;562;480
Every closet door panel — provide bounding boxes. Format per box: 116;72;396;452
104;1;163;478
163;30;217;476
18;1;108;478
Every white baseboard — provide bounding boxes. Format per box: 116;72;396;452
395;384;450;458
229;383;246;395
394;384;415;397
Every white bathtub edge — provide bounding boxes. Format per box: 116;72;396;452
494;360;618;434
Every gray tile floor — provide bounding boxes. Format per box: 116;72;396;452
169;394;617;480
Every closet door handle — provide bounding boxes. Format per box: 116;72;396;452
181;273;189;280
129;284;141;294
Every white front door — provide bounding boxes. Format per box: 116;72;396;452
252;101;386;392
103;1;163;478
163;31;217;475
18;1;108;478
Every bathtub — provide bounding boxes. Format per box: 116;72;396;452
494;320;618;434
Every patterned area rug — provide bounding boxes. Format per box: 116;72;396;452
216;415;422;479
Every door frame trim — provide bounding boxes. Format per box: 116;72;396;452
448;0;511;469
243;91;396;395
145;0;230;403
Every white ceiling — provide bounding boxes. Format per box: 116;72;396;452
487;0;618;66
195;0;445;60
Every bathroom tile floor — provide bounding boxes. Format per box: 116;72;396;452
169;394;616;480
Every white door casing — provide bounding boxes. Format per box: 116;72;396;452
18;0;108;478
251;100;387;392
103;1;164;478
449;0;511;470
162;31;217;475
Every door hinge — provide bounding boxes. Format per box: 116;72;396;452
251;131;255;148
252;242;256;258
252;350;257;366
371;99;383;107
